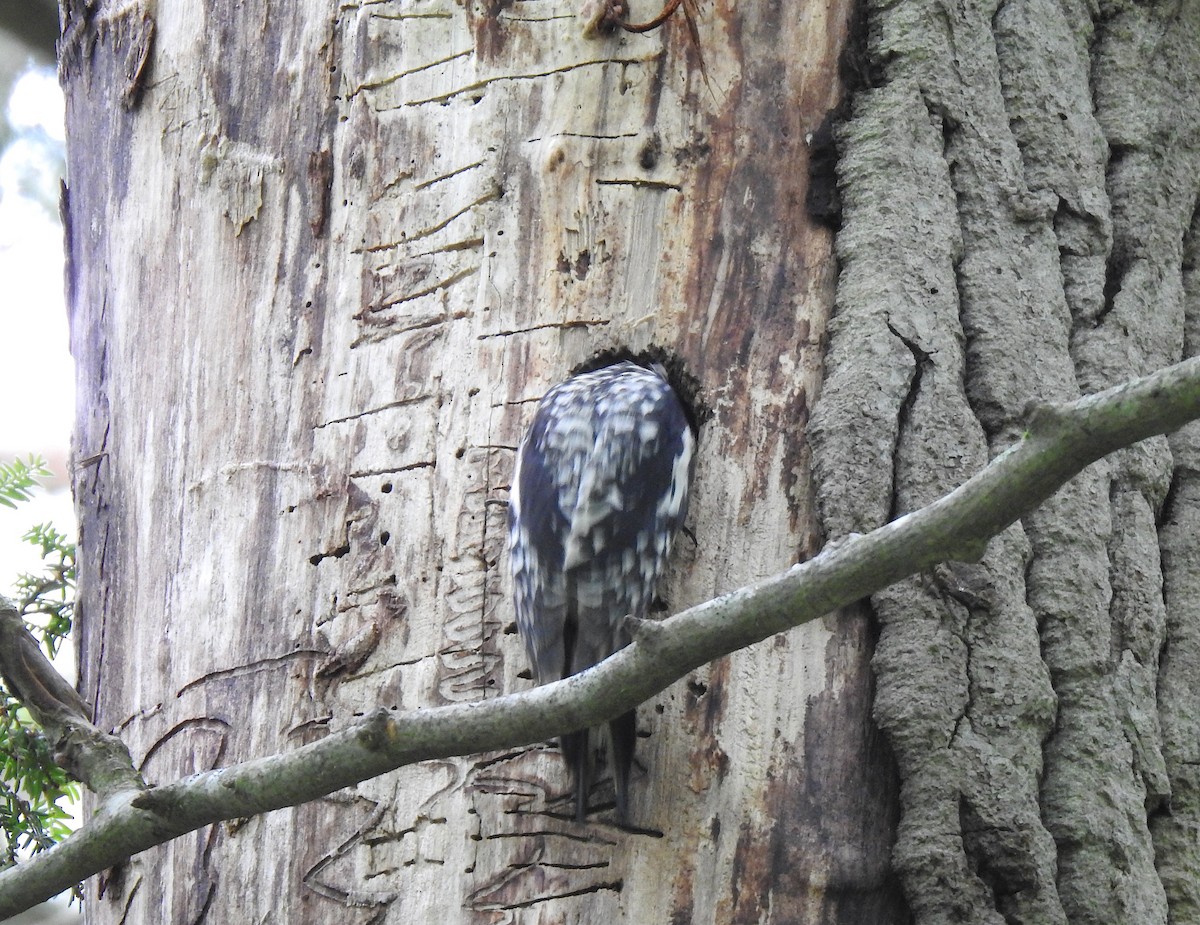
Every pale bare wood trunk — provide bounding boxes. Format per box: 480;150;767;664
63;0;893;922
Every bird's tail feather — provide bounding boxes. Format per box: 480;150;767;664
561;729;590;822
609;710;636;823
562;715;636;822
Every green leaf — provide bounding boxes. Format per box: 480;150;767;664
0;456;51;510
0;456;80;874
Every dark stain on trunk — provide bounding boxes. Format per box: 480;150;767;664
470;0;517;63
765;608;909;923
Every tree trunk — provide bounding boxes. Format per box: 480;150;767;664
64;0;899;922
60;0;1200;921
809;1;1200;923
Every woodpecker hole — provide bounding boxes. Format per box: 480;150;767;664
568;347;708;436
638;134;662;170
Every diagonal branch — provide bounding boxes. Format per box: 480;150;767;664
2;356;1199;917
0;603;146;801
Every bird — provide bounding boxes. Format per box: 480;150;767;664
508;360;695;821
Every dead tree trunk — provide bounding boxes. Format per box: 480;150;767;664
62;0;895;922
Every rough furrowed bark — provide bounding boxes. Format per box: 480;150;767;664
810;0;1200;922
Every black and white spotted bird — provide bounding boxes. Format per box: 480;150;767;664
508;360;695;821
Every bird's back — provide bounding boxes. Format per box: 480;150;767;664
508;360;694;819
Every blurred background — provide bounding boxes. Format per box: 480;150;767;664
1;2;79;921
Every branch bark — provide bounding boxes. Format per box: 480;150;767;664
2;355;1199;918
0;604;145;800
